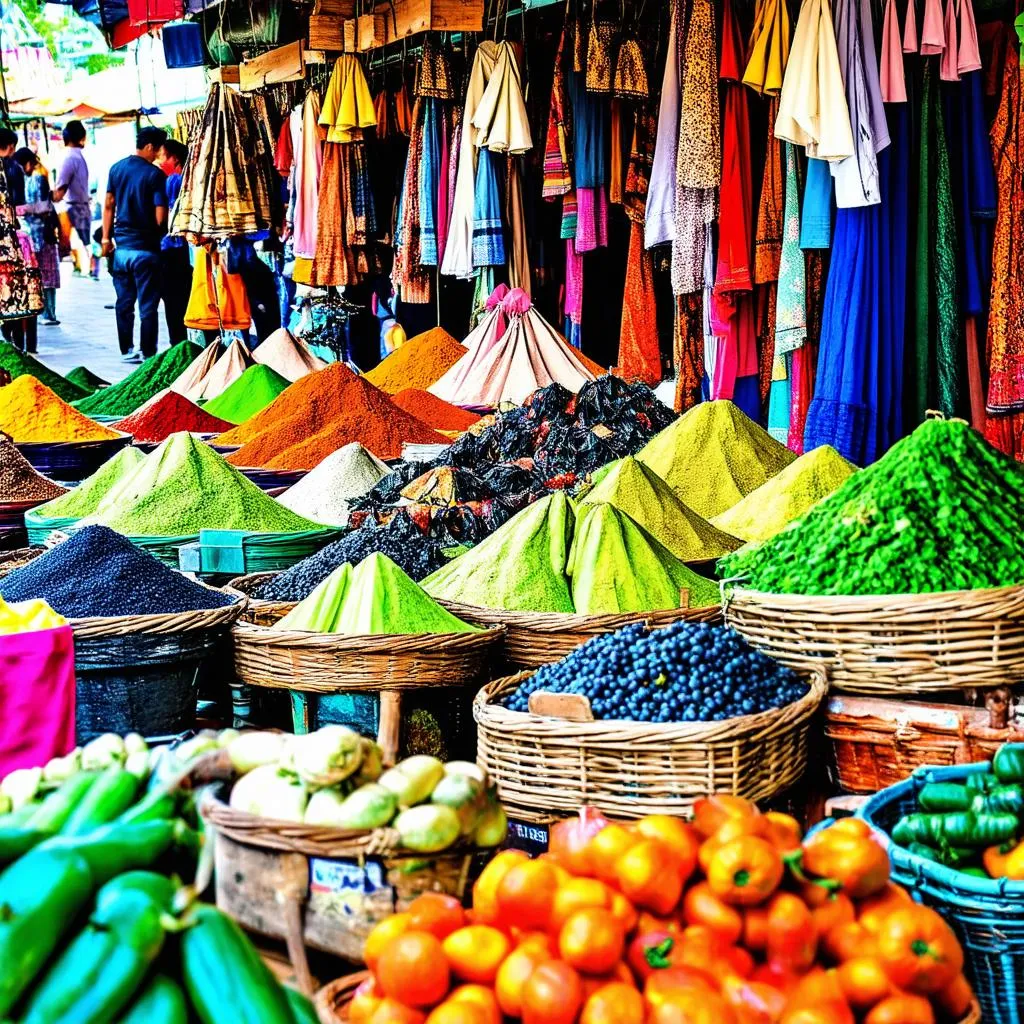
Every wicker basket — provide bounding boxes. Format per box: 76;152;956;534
227;571;297;626
315;972;368;1024
232;620;503;693
474;668;827;822
438;600;723;670
0;545;42;575
826;690;1024;793
723;584;1024;695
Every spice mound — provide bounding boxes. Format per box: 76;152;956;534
580;455;741;562
638;399;797;518
31;446;147;522
65;366;109;395
202;365;290;425
363;326;466;394
720;419;1024;595
278;442;390;526
504;621;807;722
391;389;480;432
253;328;327;382
0;524;235;617
79;431;320;536
113;390;234;443
0;342;88;403
0;376;121;443
712;444;858;544
191;337;254;402
0;434;67;502
75;340;204;417
278;552;479;634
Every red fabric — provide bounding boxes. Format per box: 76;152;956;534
127;0;181;26
0;626;76;775
788;342;818;453
274;118;294;178
110;18;149;48
617;222;662;385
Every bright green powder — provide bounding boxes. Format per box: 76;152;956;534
0;343;87;403
279;554;477;634
74;341;203;417
32;446;147;520
568;503;719;614
423;492;576;612
712;445;857;544
637;400;797;518
580;455;741;562
65;367;110;395
80;432;319;536
720;419;1024;595
202;364;291;425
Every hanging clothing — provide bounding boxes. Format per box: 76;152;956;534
542;29;573;199
291;93;322;259
564;239;584;349
575;187;608;253
393;97;433;304
775;0;855;161
755;102;785;283
775;144;807;353
471;41;532;155
674;294;705;412
645;0;681;247
419;99;444;267
800;157;834;248
880;0;908;102
472;149;506;268
184;247;251;331
624;110;656;222
567;71;609;189
617;222;661;385
743;0;791;95
505;158;531;295
319;55;376;143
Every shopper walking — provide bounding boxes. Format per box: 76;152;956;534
52;120;91;273
102;126;168;363
14;149;60;326
157;138;190;344
0;129;37;353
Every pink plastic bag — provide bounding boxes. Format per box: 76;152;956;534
0;625;76;775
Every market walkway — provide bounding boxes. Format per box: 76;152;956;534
29;262;171;386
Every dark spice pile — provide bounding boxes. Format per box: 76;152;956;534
0;525;236;617
257;377;676;602
113;391;235;443
0;433;67;503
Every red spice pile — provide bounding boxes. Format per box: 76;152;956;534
391;389;480;432
113;391;235;443
218;363;448;470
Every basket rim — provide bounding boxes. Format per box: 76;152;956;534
231;617;505;651
314;971;369;1023
69;594;245;636
474;666;828;742
14;433;133;449
438;598;720;632
858;760;1024;897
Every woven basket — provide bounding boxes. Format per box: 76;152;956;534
0;544;42;574
438;600;723;670
723;584;1024;695
826;691;1024;793
233;620;503;693
16;435;132;482
226;571;294;625
315;972;368;1024
474;668;827;822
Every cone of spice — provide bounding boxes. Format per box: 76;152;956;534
0;376;121;443
169;343;220;402
113;390;235;443
65;367;109;395
0;433;67;503
390;389;480;432
192;337;254;401
0;342;88;403
363;327;466;393
30;446;146;522
202;365;290;425
253;328;327;382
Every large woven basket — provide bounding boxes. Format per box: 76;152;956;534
723;584;1024;694
437;600;723;670
474;668;827;822
226;570;295;626
232;620;504;693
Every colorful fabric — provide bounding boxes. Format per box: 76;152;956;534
471;40;532;155
645;0;681;247
419;98;443;267
754;101;784;283
618;221;661;385
319;55;376;143
542;29;573;198
575;186;608;253
472;149;505;268
775;144;807;354
743;0;791;95
880;0;908;102
624;109;656;223
800;158;833;248
673;293;705;412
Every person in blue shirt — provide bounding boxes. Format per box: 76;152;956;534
101;126;168;362
157;138;190;345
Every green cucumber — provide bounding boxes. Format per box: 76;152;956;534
97;870;177;911
19;880;168;1024
118;783;177;825
116;974;189;1024
966;772;1000;793
285;986;319;1024
917;782;973;812
892;811;1019;848
0;847;95;1016
181;904;293;1024
61;766;140;836
26;772;99;832
993;744;1024;783
0;825;52;865
38;820;187;885
971;784;1024;816
0;801;45;828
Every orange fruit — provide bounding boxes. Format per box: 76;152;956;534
408;893;467;940
471;849;528;926
447;985;502;1024
579;981;645;1024
377;931;451;1008
521;960;585;1024
558;908;625;976
635;816;700;880
496;859;560;931
442;925;511;984
836;957;892;1010
587;825;638;886
495;944;550;1016
517;931;556;956
550;877;612;932
424;1003;489;1024
614;838;684;915
364;912;412;973
368;999;427;1024
349;975;383;1023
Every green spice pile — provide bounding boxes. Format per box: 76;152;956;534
580;455;741;562
720;419;1024;595
712;445;857;544
202;364;291;425
0;342;87;403
65;366;109;395
74;341;203;417
31;446;147;521
637;400;797;518
78;431;319;536
278;553;478;634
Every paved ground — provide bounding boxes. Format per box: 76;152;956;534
30;261;173;386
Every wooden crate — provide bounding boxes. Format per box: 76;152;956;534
357;12;387;50
826;688;1024;793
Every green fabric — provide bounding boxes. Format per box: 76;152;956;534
568;503;719;614
31;446;148;520
74;341;203;417
0;343;88;403
579;455;740;561
637;400;797;518
422;492;576;612
277;563;352;631
202;365;291;425
80;432;319;536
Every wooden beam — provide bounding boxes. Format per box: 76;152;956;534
239;40;305;92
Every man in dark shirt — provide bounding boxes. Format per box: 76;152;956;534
157;138;190;345
102;126;168;362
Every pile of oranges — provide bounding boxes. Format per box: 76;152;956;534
345;797;974;1023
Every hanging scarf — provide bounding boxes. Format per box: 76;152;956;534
472;41;533;155
472;148;506;268
743;0;791;95
505;157;531;295
754;99;784;283
645;0;681;247
775;143;807;353
624;109;656;222
419;98;443;267
674;294;705;411
543;28;573;198
393;97;432;303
